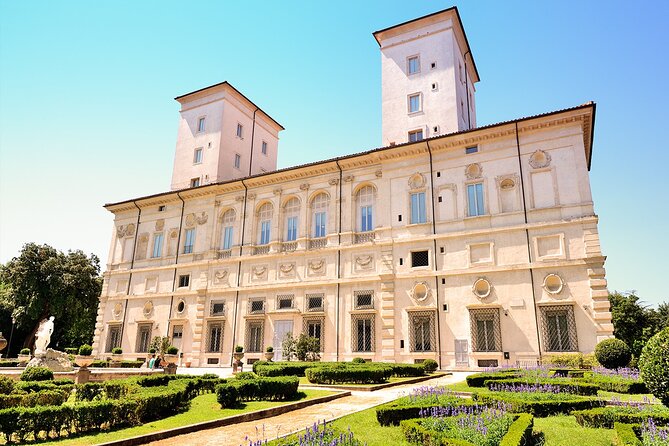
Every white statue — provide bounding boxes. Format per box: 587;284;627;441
34;316;55;356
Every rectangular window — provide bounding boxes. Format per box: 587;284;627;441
409;312;435;352
260;220;271;245
246;321;263;353
223;226;234;250
407;55;420;74
135;323;152;353
408;129;423;142
353;315;374;352
286;216;297;241
210;301;225;316
158;205;166;212
106;325;122;353
354;290;374;310
360;205;373;232
408;94;421;113
411;250;429;267
172;325;183;339
541;305;578;352
304;318;323;349
277;294;294;310
207;322;223;353
193;148;203;164
314;212;326;237
465;146;478;154
469;308;501;352
236;123;243;138
467;183;485;217
410;192;427;224
261;141;268;155
306;294;324;312
178;274;190;288
152;233;163;258
249;299;265;314
183;228;195;254
190;178;200;188
198;117;206;132
234;153;241;169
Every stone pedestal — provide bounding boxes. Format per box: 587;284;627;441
164;363;177;375
75;367;91;384
26;348;73;372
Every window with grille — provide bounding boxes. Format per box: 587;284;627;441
303;317;324;351
411;250;429;267
540;305;578;352
246;321;264;352
178;274;190;288
135;323;152;353
352;314;375;352
469;308;501;352
249;299;265;314
409;311;435;352
210;301;225;316
172;325;183;339
277;294;294;310
354;290;374;310
106;325;122;353
306;294;324;312
207;322;223;353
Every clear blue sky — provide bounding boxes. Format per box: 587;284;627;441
1;1;667;306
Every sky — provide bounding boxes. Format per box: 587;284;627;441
1;1;668;306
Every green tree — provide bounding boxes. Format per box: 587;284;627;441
0;243;102;355
608;291;668;357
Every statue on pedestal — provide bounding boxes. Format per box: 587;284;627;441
34;316;55;356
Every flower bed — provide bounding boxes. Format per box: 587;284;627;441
579;368;647;394
472;391;604;417
485;378;599;396
270;419;364;445
572;404;669;428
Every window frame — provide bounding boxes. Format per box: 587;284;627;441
261;141;268;155
352;315;375;353
410;191;427;224
467;182;485;217
408;129;424;142
234;153;241;169
135;323;153;353
356;185;375;233
236;123;244;138
407;55;420;75
183;228;196;254
151;233;164;258
193;147;203;164
190;178;200;188
408;93;421;114
306;294;324;312
105;324;122;353
178;274;190;288
197;117;206;133
207;321;224;353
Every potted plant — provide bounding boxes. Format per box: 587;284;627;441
75;344;94;368
233;345;244;362
164;346;179;364
18;348;31;366
111;347;123;365
264;345;274;361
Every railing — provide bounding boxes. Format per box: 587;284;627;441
281;242;297;252
253;245;270;255
308;237;327;250
354;231;375;244
217;249;232;259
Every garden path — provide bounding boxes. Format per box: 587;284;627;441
150;372;470;446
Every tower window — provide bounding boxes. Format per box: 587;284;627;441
193;148;203;164
408;129;423;142
178;274;190;288
236;123;243;138
465;146;479;154
411;250;429;267
431;83;438;91
190;178;200;188
430;62;436;69
234;153;241;169
407;55;420;75
158;205;166;212
197;117;206;132
261;141;268;155
408;93;421;113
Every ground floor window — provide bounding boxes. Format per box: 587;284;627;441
106;324;122;353
302;316;324;351
135;323;152;353
409;311;435;352
540;305;578;352
469;308;501;352
351;314;375;352
246;320;264;353
207;322;224;353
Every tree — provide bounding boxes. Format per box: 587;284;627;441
639;327;669;407
0;243;102;355
608;291;663;357
280;333;320;361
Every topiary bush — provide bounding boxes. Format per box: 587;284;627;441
595;338;632;369
78;344;93;356
111;347;123;355
639;327;669;407
166;346;178;354
20;367;53;382
422;359;438;373
19;349;30;356
351;357;366;364
0;378;14;395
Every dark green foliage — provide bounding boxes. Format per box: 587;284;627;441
500;414;534;446
19;349;30;356
595;338;632;369
0;361;18;368
14;380;74;395
485;378;599;396
254;361;322;377
20;367;53;382
166;346;178;354
639;327;669;406
351;357;366;364
305;364;393;384
0;389;69;409
422;359;438;373
88;359;143;368
0;377;14;395
78;344;93;356
64;348;78;355
465;371;520;387
136;375;172;387
234;372;257;380
216;384;238;408
572;407;669;428
579;374;647;394
385;363;426;378
613;423;642;446
111;347;123;354
235;345;244;353
609;291;668;357
472;393;604;417
215;376;299;408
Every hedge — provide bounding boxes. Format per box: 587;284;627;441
254;361;428;379
0;361;19;368
75;380;139;402
578;375;647;394
399;414;533;446
614;423;642;446
0;389;69;409
376;400;478;426
472;393;604;417
89;360;144;368
484;378;599;396
572;407;669;428
215;376;299;408
20;367;53;382
305;364;393;384
386;364;426;378
14;381;75;395
0;377;14;395
466;371;520;388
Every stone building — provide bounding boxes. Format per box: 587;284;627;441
92;7;613;369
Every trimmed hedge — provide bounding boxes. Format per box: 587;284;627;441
614;423;642;446
578;375;647;394
254;361;320;377
376;400;478;426
305;364;393;384
20;367;53;382
386;364;426;378
572;407;669;428
466;371;520;388
423;359;438;373
89;359;144;368
639;327;669;407
0;361;19;368
485;378;599;396
0;377;14;395
254;361;428;379
472;393;604;417
0;389;69;409
215;376;299;408
399;414;534;446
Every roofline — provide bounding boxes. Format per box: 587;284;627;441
372;6;480;83
174;81;285;131
105;102;595;209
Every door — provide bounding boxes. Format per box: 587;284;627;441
273;320;293;361
455;339;469;367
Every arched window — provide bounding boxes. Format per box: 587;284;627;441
356;185;375;232
257;203;273;245
220;209;235;250
311;193;329;238
283;198;300;242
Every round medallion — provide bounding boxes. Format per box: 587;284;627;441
543;274;564;294
412;282;430;301
143;301;154;318
112;303;123;319
472;278;492;299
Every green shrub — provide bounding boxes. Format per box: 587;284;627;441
166;346;178;354
305;364;393;384
485;378;599;396
216;384;239;408
386;364;426;378
352;357;366;364
614;423;642;446
0;377;14;395
20;367;53;382
465;371;519;387
14;380;75;394
215;376;299;408
78;344;93;356
19;349;30;356
595;339;632;369
579;374;647;394
572;406;669;428
422;359;438;373
542;353;598;369
64;347;79;355
234;372;257;380
0;361;19;368
639;327;669;407
111;347;123;354
266;346;273;353
254;361;320;377
400;418;474;445
472;392;604;417
0;389;69;409
235;345;244;353
500;413;534;446
376;397;476;426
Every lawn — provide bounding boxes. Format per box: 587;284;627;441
40;389;335;446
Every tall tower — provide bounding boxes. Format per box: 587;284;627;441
170;81;284;190
373;7;480;146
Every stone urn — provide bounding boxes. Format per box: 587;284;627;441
75;355;95;368
232;347;244;373
0;333;7;358
17;353;31;366
264;351;274;361
163;354;178;365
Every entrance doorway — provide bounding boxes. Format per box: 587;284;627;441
273;320;293;361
